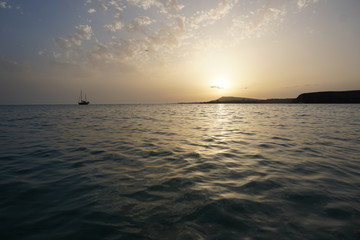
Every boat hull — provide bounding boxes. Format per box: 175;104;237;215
78;101;90;105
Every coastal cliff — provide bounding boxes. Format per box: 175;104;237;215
296;90;360;103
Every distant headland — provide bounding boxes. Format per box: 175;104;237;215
181;90;360;104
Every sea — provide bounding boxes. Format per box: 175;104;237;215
0;104;359;240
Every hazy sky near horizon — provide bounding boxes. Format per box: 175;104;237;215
1;0;360;104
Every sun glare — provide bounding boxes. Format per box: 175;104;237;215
210;74;231;90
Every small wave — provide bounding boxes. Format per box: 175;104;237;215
26;149;63;158
285;191;331;206
90;150;106;155
239;179;283;194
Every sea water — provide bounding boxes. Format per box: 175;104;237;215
0;104;359;240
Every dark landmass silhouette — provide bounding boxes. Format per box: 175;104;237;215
208;96;263;103
206;96;295;103
296;90;360;103
179;90;360;104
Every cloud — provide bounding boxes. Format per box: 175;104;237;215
52;52;62;59
0;1;10;8
229;3;287;40
50;0;320;70
125;16;155;33
189;0;238;28
104;21;123;32
38;49;46;56
126;0;184;13
87;42;114;64
156;0;184;13
55;37;72;49
127;0;156;10
95;0;126;13
297;0;319;9
99;3;108;11
210;85;224;89
75;25;93;40
88;8;96;13
55;24;93;49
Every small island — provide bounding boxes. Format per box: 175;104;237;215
194;90;360;104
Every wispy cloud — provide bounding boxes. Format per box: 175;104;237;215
127;0;184;13
55;24;93;49
297;0;319;9
0;1;24;13
189;0;238;28
99;3;108;11
49;0;320;70
38;49;46;56
0;1;11;8
104;21;124;33
125;16;155;34
229;5;287;40
210;85;224;89
88;8;96;13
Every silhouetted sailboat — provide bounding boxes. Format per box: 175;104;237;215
78;90;90;105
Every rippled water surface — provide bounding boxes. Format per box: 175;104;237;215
1;104;359;240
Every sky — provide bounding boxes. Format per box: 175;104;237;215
0;0;360;104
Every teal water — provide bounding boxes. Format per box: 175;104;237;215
0;104;359;239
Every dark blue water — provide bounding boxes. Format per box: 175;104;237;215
1;104;359;239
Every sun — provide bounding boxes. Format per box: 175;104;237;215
210;74;231;90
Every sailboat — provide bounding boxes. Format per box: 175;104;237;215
78;90;90;105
